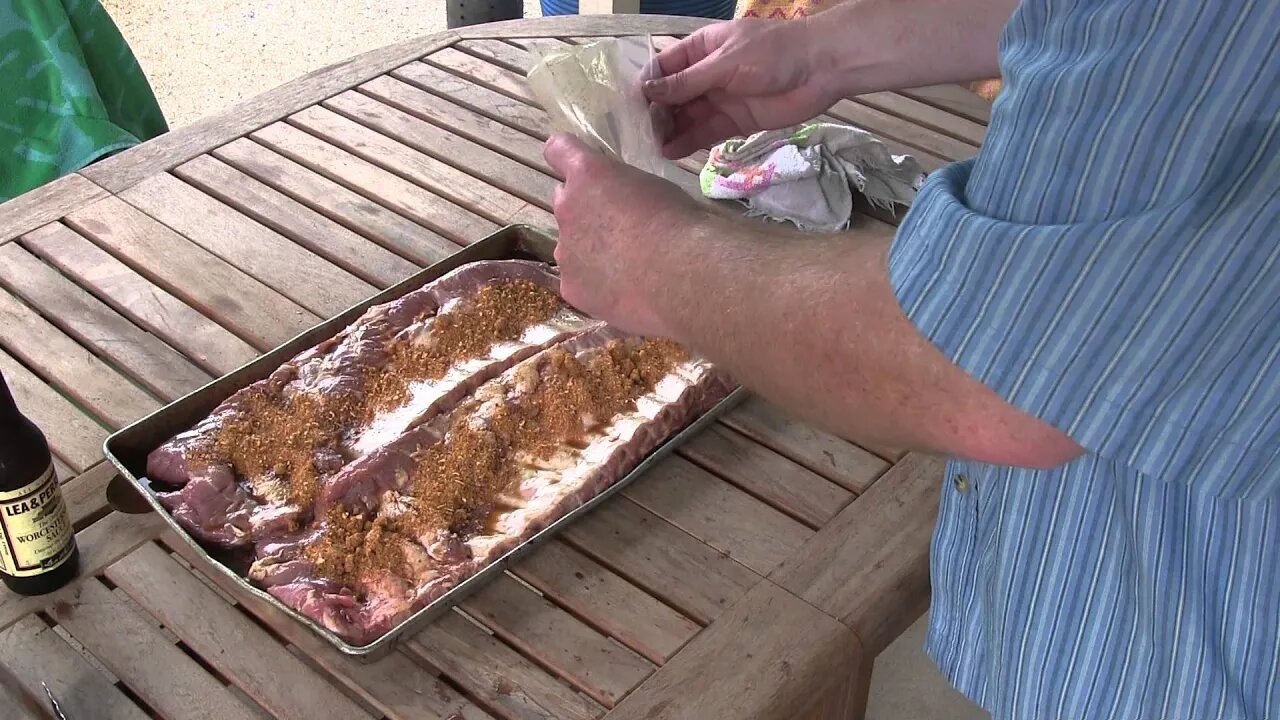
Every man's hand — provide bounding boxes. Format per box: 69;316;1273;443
646;0;1017;159
543;133;703;338
646;20;835;159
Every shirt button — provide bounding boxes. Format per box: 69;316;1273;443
953;473;971;494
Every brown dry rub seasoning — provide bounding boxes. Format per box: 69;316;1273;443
199;280;562;507
305;338;685;591
305;506;410;587
409;338;686;536
205;390;354;508
364;280;563;418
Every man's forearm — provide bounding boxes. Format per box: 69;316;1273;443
645;212;1081;468
805;0;1019;97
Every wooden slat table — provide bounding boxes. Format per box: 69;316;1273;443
0;15;988;720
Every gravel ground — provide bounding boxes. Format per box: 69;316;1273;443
104;0;540;127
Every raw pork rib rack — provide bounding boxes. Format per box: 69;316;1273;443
145;259;733;645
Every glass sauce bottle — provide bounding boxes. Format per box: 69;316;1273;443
0;372;79;595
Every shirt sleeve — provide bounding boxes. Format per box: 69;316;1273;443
889;157;1280;498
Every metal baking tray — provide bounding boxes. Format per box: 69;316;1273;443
103;224;745;660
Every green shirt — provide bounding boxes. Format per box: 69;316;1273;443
1;0;167;201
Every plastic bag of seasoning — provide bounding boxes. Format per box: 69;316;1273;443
527;36;681;181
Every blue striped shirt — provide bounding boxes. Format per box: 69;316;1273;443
887;0;1280;718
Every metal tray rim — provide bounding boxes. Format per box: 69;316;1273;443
101;225;744;659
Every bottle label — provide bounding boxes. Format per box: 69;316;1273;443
0;465;75;577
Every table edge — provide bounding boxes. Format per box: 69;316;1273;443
79;15;717;195
0;174;108;245
602;580;864;720
769;452;943;655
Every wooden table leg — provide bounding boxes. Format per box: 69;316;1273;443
579;0;642;13
446;0;522;28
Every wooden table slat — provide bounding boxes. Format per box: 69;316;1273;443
805;109;945;173
0;283;161;428
289;103;534;224
251;121;498;245
120;172;377;318
856;92;988;145
106;543;376;720
0;677;41;720
0;174;107;245
828;98;979;163
61;461;121;529
409;610;606;720
359;75;549;174
0;242;212;402
679;424;854;529
0;510;165;634
503;37;575;54
456;38;541;74
211;137;459;268
0;615;149;720
508;203;556;232
770;453;943;655
173;154;420;289
225;686;275;720
623;455;812;577
50;622;119;684
22;221;262;373
853;439;909;465
511;540;701;664
279;632;499;720
162;534;496;720
63;196;320;351
461;573;656;708
328;80;557;211
0;348;106;472
559;496;760;626
48;578;265;720
900;84;993;125
396;59;552;142
428;46;537;105
722;397;890;494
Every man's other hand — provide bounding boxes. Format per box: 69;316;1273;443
543;133;702;339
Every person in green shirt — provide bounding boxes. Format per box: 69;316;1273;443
1;0;167;201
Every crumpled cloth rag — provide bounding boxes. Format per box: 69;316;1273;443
700;123;925;232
